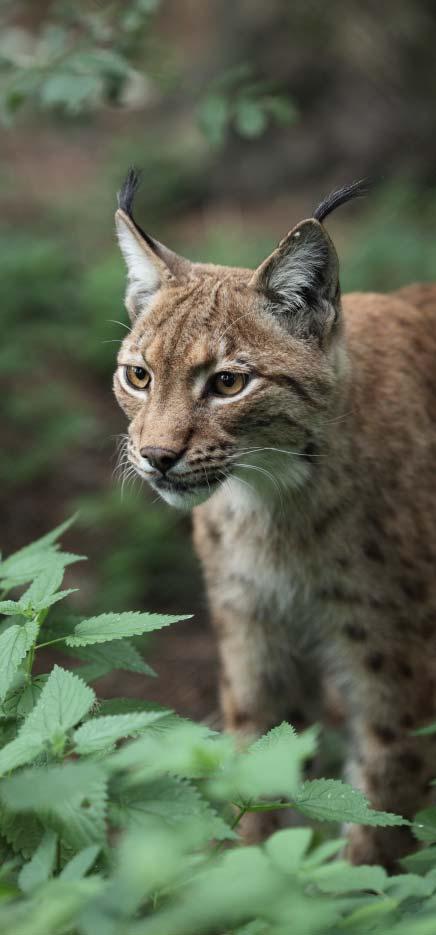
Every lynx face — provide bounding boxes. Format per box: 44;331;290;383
113;171;350;509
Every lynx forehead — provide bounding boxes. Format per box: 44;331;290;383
113;170;357;508
113;169;436;872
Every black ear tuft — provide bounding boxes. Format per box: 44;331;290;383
117;166;142;218
117;167;157;249
313;178;372;223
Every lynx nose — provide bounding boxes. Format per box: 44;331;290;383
140;446;182;475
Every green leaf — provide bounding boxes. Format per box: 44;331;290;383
306;859;387;893
0;805;43;858
0;619;38;702
401;845;436;874
60;844;100;881
197;93;230;147
51;773;108;849
18;830;57;894
20;556;66;611
110;776;234;845
73;711;167;754
264;827;313;873
217;722;316;802
0;601;22;616
19;665;95;743
0;734;45;776
264;95;298;126
414;807;436;842
0;761;105;812
234;98;268;138
0;552;84;589
66;611;191;646
67;639;156;682
295;779;408;827
0;515;76;571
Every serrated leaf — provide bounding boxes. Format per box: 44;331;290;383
7;515;77;558
18;830;57;894
217;722;316;802
0;619;38;702
60;844;100;881
73;711;166;754
0;552;85;589
295;779;408;827
51;774;108;849
20;665;95;743
66;611;191;646
0;600;22;616
0;805;43;857
110;776;234;845
20;557;66;611
67;639;156;683
0;734;45;776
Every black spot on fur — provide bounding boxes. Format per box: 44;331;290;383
343;623;367;642
400;714;414;729
395;658;413;679
363;539;385;563
365;652;385;672
371;724;397;744
396;751;423;773
401;578;427;603
302;441;320;463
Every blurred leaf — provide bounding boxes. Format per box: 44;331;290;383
197;93;229;147
234;98;268;138
73;710;166;754
18;830;57;894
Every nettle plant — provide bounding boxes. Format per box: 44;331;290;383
1;522;436;933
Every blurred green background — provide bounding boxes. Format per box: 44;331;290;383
2;0;436;717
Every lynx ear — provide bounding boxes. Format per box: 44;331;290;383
115;209;169;292
249;219;340;340
115;168;191;319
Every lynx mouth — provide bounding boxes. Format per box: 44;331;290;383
154;475;221;495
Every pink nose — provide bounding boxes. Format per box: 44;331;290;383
140;446;182;474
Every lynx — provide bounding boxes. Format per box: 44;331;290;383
113;169;436;870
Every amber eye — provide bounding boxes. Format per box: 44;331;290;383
125;365;151;390
211;371;247;397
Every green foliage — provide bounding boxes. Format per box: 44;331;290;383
1;521;436;933
0;1;161;122
198;64;297;147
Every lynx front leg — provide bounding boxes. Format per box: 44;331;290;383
343;648;436;870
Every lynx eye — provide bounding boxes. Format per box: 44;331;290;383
211;371;247;397
125;365;151;390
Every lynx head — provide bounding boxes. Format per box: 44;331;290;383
113;170;367;509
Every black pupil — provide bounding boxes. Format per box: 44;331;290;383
134;368;146;381
219;372;236;387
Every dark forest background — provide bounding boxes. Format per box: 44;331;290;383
2;0;436;719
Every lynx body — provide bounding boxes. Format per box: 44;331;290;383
113;172;436;869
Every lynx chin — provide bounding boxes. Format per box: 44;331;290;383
113;168;436;871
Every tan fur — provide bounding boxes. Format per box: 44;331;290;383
114;201;436;871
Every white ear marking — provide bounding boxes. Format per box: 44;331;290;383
115;211;162;293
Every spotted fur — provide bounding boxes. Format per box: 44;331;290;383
113;175;436;870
